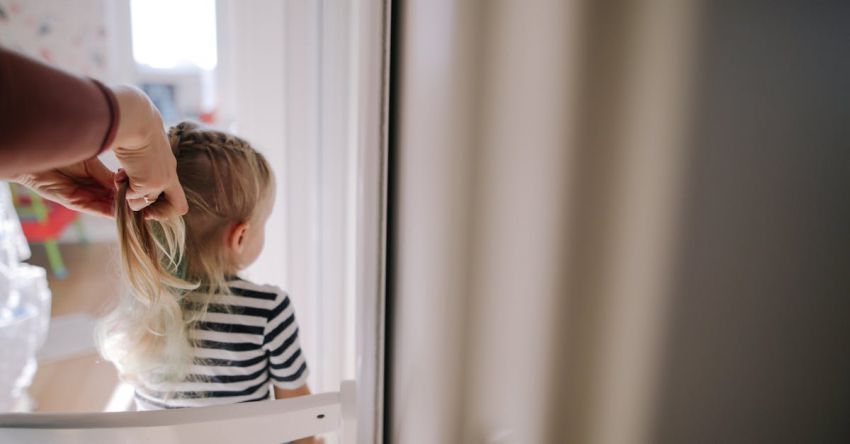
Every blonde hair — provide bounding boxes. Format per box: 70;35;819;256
97;121;272;385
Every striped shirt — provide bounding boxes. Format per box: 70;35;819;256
134;279;309;410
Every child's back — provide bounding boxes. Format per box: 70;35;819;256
134;278;307;410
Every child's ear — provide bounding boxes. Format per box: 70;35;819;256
227;221;250;253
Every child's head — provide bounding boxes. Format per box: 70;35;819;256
167;121;274;276
98;121;273;384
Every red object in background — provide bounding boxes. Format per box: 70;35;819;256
200;108;217;124
12;187;80;278
17;197;77;241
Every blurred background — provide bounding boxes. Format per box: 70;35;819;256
0;0;362;416
387;1;850;443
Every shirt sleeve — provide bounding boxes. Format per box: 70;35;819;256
0;47;119;178
262;287;309;389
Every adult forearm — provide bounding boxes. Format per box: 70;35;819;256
0;47;118;178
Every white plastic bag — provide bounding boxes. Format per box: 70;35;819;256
0;183;52;412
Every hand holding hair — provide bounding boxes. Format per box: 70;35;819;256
110;85;189;220
15;86;188;220
1;46;187;219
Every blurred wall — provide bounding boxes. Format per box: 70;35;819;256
217;0;363;401
652;2;850;443
388;1;850;443
0;0;110;78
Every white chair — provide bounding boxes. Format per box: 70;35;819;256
0;380;356;444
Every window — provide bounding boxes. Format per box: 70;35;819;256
130;0;217;71
129;0;218;125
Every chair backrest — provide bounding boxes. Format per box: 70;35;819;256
0;380;356;444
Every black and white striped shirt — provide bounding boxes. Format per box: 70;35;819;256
134;279;309;410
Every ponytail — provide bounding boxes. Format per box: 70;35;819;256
96;180;198;385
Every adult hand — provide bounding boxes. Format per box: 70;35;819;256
110;85;188;220
13;85;188;220
14;158;116;217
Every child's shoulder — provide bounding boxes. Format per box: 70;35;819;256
226;279;296;330
227;277;290;306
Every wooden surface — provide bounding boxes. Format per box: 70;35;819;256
25;242;121;412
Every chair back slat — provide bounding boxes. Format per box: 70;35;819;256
0;381;357;444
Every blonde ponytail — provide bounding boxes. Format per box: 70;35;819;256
96;182;198;384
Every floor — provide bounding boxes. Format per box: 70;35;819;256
25;242;123;412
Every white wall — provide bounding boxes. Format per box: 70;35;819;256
217;0;359;397
0;0;111;78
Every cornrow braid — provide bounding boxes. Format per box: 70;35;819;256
168;122;254;154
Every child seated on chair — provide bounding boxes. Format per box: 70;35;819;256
96;122;313;427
